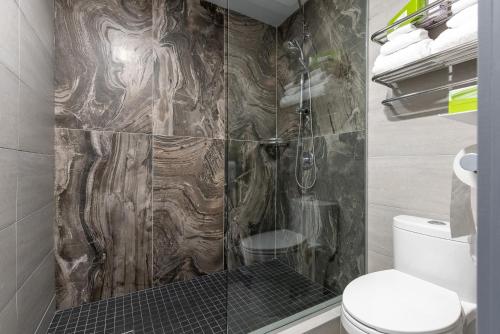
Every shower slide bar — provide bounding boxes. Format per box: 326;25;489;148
381;77;477;107
371;0;452;45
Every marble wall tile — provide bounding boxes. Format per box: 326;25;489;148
55;0;153;133
153;0;225;138
277;0;366;140
55;128;152;309
227;12;277;140
226;140;276;269
153;136;224;284
277;132;365;294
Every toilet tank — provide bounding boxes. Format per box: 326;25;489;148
393;215;476;303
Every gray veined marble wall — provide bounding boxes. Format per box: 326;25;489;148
55;0;226;309
276;0;367;295
225;7;278;269
54;0;366;313
0;0;56;333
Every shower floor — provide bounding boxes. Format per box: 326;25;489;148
47;260;336;334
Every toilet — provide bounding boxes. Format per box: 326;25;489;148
240;229;305;265
341;215;477;334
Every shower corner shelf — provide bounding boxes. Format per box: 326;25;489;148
439;110;477;125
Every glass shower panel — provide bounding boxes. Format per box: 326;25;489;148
225;0;367;332
276;0;367;296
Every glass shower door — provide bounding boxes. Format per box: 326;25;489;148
224;0;367;332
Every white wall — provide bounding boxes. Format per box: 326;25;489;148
0;0;55;333
367;0;477;272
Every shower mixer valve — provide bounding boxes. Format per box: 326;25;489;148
296;106;310;115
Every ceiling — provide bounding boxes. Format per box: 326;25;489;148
207;0;308;27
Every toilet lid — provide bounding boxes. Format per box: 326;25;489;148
241;230;305;253
343;270;462;334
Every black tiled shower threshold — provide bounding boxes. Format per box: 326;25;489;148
47;260;336;334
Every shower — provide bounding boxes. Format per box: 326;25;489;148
286;0;318;190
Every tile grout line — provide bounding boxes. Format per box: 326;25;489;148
15;1;21;326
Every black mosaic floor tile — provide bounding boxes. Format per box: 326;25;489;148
47;260;337;334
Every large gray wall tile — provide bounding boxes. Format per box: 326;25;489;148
0;225;17;313
0;65;19;150
17;203;55;287
0;0;56;330
19;12;53;99
368;104;477;157
0;149;18;230
19;82;55;154
17;252;55;334
0;0;19;75
34;295;55;334
17;152;54;220
367;250;393;273
368;155;455;218
18;0;54;55
0;296;17;334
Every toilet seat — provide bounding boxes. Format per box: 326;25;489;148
341;270;464;334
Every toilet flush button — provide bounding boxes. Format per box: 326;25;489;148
428;220;446;226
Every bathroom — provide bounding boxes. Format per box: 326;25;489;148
0;0;498;333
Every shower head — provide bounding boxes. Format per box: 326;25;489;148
285;39;308;71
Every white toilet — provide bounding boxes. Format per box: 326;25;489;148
341;215;477;334
240;229;305;265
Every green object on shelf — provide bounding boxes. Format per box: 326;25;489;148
448;85;478;114
388;0;428;31
308;50;341;69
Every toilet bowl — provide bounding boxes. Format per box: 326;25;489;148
240;229;305;265
341;216;477;334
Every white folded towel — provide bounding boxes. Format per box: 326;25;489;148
431;24;478;54
279;77;332;108
447;4;478;28
452;0;478;14
387;24;417;42
373;39;433;75
283;71;326;96
380;29;429;55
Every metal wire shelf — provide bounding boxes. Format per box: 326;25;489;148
373;40;478;88
371;0;452;45
381;77;477;107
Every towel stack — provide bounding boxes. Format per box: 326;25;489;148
431;0;478;54
372;25;433;75
279;69;331;108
